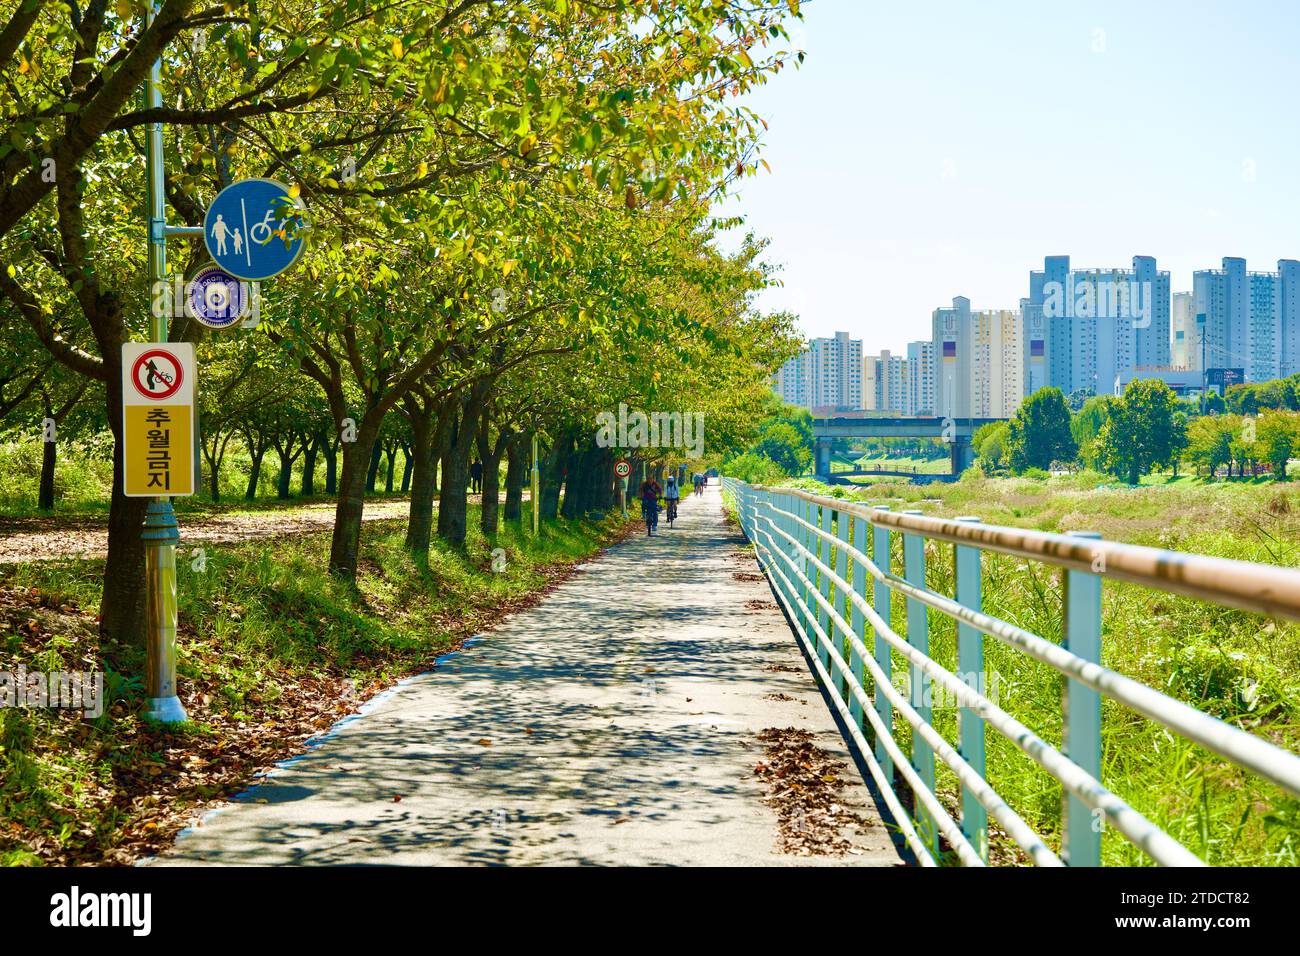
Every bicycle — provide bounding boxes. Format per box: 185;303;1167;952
249;209;278;246
665;496;678;527
641;497;659;536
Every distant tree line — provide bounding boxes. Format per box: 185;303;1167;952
974;377;1300;483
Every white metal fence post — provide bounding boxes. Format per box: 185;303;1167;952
902;509;936;855
1063;530;1104;867
871;506;893;784
955;516;988;863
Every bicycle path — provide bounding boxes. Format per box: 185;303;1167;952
154;485;902;866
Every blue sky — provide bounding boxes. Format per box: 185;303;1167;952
722;0;1300;353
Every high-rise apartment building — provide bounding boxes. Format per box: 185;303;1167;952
1191;258;1300;382
1024;255;1170;396
771;331;863;410
1248;270;1282;383
772;350;812;407
864;350;909;413
932;298;1025;419
932;296;973;419
973;309;1024;418
809;331;863;409
1171;291;1194;368
1191;257;1246;377
906;340;935;415
1282;260;1300;377
861;357;878;411
1022;297;1049;395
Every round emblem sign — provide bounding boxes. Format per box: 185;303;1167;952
188;264;249;329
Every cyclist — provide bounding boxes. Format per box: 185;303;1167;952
639;478;660;535
664;473;680;526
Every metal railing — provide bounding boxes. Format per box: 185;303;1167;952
722;477;1300;867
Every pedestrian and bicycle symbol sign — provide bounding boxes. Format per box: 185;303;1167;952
204;178;307;281
122;343;195;498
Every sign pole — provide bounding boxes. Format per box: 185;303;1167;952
142;0;186;724
531;433;540;536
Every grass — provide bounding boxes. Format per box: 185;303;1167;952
0;504;630;865
726;471;1300;866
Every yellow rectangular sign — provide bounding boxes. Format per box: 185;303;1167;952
123;404;194;497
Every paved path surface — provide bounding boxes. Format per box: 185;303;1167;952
156;486;901;866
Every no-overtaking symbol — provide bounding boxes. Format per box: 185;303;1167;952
130;349;184;401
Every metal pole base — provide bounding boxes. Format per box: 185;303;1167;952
146;695;189;723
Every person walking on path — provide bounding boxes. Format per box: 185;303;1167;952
470;459;483;494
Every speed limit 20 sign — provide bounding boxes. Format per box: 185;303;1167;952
615;459;631;479
121;342;196;497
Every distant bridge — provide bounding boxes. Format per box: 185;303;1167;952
811;416;1006;480
827;468;955;486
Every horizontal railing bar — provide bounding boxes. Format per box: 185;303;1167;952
756;504;1206;866
755;520;1060;866
771;497;1300;802
759;485;1300;622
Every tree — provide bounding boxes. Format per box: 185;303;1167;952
4;0;807;617
1007;387;1076;473
1070;395;1113;470
1259;413;1296;481
754;421;811;475
973;420;1010;473
1186;416;1235;478
1097;379;1186;484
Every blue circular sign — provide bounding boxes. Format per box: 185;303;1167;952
203;178;307;281
188;264;248;329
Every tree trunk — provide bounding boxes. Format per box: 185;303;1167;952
504;432;527;522
208;453;221;501
365;441;383;493
437;389;487;546
301;435;319;496
322;432;338;495
328;418;382;581
204;431;231;503
384;442;397;494
539;433;569;520
275;448;294;499
400;441;413;493
245;448;265;500
100;367;150;650
561;439;588;519
405;407;436;555
478;420;509;536
593;446;615;511
38;427;56;511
